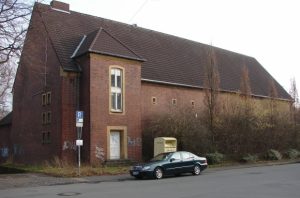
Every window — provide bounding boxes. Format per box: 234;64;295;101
47;132;51;143
152;97;157;105
42;94;46;106
42;112;51;124
182;152;194;161
191;100;195;108
110;68;123;112
172;99;177;105
42;92;51;106
42;131;51;144
47;111;51;124
46;92;51;105
42;112;46;124
42;132;46;143
171;152;181;161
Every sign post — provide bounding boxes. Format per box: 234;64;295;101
76;111;84;176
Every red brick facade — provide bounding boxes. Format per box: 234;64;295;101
10;9;62;163
0;124;11;163
0;1;291;165
141;82;206;121
87;54;142;163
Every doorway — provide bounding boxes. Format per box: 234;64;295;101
110;131;121;160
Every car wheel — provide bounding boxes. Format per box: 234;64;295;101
192;164;201;175
154;167;163;179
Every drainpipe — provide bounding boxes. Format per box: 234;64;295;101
74;61;82;141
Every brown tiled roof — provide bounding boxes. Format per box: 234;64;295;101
73;28;145;61
35;3;291;100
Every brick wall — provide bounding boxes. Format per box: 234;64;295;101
78;55;91;163
0;125;11;162
60;72;78;163
87;54;142;163
10;6;62;164
141;82;206;122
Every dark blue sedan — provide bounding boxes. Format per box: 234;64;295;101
130;151;208;179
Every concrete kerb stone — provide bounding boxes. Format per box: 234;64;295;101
0;160;299;190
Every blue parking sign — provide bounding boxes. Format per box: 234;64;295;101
76;111;84;123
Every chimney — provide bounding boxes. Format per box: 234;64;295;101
50;1;70;12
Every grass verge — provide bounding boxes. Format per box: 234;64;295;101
1;158;299;177
0;162;130;177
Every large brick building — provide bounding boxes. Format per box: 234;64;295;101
0;1;291;164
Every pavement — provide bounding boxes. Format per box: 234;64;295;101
0;160;299;190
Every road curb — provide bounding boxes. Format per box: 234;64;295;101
0;160;299;190
71;160;300;184
206;160;300;173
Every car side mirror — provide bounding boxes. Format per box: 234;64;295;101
170;158;176;162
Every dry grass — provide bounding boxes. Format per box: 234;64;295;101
40;157;130;177
1;156;130;177
41;165;129;177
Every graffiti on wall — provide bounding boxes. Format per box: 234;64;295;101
128;136;142;146
95;145;105;161
62;141;76;151
0;147;9;158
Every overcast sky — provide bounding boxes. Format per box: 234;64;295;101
49;0;299;93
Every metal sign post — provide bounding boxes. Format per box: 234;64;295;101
76;111;84;176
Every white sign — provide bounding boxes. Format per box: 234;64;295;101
76;140;83;146
76;122;83;127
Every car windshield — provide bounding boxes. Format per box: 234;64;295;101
150;153;171;162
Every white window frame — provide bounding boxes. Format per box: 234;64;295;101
110;68;123;112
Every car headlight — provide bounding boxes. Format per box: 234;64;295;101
142;166;151;171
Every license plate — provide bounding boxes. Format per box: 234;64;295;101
132;171;139;175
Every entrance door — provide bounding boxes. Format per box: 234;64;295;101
110;131;121;160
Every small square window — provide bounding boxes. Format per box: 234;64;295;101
172;99;177;105
42;94;46;106
152;97;157;105
191;100;195;107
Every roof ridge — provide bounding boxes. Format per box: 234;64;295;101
89;27;102;51
38;2;253;60
72;9;254;60
70;34;86;58
100;28;144;60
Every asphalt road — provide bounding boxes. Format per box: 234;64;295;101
0;163;299;198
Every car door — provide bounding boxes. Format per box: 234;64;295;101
163;152;182;175
181;152;195;173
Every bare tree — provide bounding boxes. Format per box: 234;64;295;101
289;78;299;147
239;65;253;122
0;0;32;118
240;65;251;98
0;0;32;64
203;45;220;149
289;78;299;108
0;61;14;118
269;79;279;117
266;79;279;149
